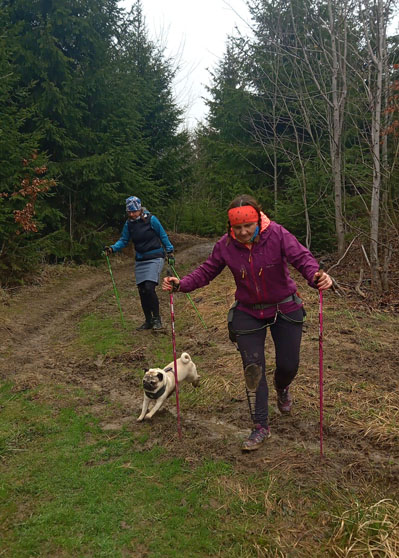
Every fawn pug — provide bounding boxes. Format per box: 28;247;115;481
137;352;200;421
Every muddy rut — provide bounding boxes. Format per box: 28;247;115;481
1;244;398;484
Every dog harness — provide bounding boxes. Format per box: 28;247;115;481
145;385;166;400
144;366;174;400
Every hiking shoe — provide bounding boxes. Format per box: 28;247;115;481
136;321;152;330
151;317;164;330
244;363;262;392
275;384;292;414
242;424;271;452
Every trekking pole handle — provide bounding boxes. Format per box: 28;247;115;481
315;263;324;288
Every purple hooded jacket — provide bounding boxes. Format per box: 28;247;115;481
179;221;320;319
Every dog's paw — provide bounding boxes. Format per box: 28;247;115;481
144;414;153;420
137;416;144;422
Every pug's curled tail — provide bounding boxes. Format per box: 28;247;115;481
180;352;191;363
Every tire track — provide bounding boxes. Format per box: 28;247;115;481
0;260;132;374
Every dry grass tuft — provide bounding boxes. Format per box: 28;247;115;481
329;499;399;557
330;388;399;451
214;474;260;505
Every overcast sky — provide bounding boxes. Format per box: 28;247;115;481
119;0;252;128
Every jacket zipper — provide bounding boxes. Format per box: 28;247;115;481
259;266;268;301
248;247;265;318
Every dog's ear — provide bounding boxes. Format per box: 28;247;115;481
164;367;173;373
157;372;164;381
143;367;149;373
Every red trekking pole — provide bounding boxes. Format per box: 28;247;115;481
318;280;324;457
169;291;182;440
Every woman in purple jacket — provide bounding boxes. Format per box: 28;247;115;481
163;194;332;452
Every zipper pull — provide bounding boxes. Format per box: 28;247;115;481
259;268;263;276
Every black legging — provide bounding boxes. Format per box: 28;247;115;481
231;307;304;427
137;280;160;322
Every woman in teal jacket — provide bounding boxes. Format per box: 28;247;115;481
106;196;174;330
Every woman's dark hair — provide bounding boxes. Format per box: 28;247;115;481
227;194;262;238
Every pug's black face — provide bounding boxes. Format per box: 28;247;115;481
143;370;165;392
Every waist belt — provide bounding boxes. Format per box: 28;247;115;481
250;293;302;310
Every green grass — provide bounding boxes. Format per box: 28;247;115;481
151;334;175;365
0;383;285;558
77;314;132;355
77;311;177;366
2;383;398;557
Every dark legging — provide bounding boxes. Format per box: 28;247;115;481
231;307;304;427
137;280;160;322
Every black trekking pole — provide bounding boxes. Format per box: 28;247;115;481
103;251;126;329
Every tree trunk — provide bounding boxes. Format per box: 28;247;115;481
329;0;347;257
366;0;386;290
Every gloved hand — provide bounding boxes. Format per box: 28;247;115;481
103;246;113;256
167;252;175;267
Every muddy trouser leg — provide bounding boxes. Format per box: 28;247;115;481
232;309;270;428
270;309;304;390
137;280;159;322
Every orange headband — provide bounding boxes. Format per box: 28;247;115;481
228;206;259;226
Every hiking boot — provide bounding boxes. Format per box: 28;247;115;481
242;424;271;452
244;363;262;392
275;382;292;414
151;317;164;330
136;321;152;330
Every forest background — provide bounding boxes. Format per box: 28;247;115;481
1;0;398;294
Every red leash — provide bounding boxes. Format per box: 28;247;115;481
169;292;182;440
319;288;324;457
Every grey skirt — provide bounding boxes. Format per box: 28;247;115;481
135;258;165;286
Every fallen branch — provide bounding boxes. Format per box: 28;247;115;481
355;267;367;298
361;244;371;267
326;234;361;275
330;277;346;296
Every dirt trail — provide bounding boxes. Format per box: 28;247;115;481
0;241;221;429
1;241;398;484
0;241;214;370
2;270;111;363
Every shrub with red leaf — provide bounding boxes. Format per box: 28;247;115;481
1;152;56;235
